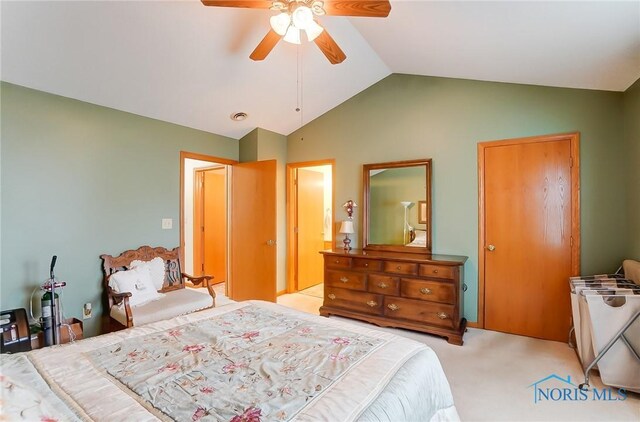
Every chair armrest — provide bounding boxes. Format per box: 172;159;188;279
182;273;216;306
183;273;214;284
106;280;134;328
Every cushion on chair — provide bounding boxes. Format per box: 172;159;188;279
623;259;640;284
108;266;162;307
130;257;166;290
110;288;214;327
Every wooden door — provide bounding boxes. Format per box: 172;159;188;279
296;169;325;291
230;160;277;302
204;168;227;282
194;168;227;283
480;133;579;342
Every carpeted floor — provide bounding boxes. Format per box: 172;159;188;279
276;292;640;421
298;283;324;298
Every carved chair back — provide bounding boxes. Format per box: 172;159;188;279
100;245;185;294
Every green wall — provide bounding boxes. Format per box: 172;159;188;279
623;78;640;259
0;82;238;336
287;74;629;322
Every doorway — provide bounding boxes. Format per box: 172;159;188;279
286;160;335;296
181;152;278;303
180;152;235;298
478;133;580;342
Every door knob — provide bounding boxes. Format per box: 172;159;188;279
487;244;496;251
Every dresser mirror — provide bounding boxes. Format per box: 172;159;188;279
363;159;432;253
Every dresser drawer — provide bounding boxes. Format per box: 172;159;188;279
325;287;383;315
383;297;456;329
326;271;366;291
419;264;455;280
353;258;382;271
368;274;400;295
325;256;352;269
383;261;418;275
401;278;455;304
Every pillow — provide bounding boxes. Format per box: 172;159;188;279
108;266;163;307
130;257;165;290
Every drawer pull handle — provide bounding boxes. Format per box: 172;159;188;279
387;303;399;311
378;282;388;289
396;266;401;270
364;263;369;267
420;288;432;295
366;300;378;307
335;260;340;264
433;269;439;274
437;312;449;320
339;277;349;283
328;294;336;300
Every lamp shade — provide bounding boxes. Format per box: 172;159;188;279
339;220;354;234
292;6;314;30
270;12;291;36
304;19;324;41
283;25;301;44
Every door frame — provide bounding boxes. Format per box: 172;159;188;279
179;151;237;275
286;159;335;294
476;132;580;329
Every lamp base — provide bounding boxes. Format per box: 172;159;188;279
342;234;352;251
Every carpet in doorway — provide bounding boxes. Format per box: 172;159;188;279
299;283;324;298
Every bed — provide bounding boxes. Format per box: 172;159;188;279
1;301;459;421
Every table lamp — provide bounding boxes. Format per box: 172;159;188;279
339;220;354;250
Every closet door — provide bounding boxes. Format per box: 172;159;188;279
480;133;579;342
230;160;277;302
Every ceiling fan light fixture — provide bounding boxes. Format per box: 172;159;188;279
269;1;287;11
269;12;291;36
283;25;301;44
292;6;314;30
310;1;325;16
304;19;324;41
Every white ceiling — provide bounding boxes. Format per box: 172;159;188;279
2;1;639;140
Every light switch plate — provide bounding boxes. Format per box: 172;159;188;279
162;218;173;229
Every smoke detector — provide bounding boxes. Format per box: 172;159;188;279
230;112;248;121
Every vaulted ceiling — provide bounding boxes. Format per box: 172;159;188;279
2;1;639;139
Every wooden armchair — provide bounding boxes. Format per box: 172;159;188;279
100;245;215;331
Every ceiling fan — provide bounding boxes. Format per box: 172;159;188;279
201;0;392;64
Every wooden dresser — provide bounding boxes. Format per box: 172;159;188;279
319;249;468;345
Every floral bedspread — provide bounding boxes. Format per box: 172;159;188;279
88;305;385;421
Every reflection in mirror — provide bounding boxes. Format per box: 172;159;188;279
363;159;431;253
369;166;426;244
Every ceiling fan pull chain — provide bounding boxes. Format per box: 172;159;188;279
300;45;304;127
295;44;304;131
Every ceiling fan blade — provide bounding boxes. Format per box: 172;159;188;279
314;29;346;65
323;1;391;17
201;0;273;9
250;29;282;61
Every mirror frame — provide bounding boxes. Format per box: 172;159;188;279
363;158;432;254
